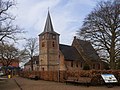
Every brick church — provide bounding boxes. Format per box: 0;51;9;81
38;11;104;71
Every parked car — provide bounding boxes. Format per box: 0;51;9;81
29;74;40;80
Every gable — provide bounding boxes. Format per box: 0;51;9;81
73;39;100;62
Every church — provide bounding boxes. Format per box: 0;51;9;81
38;11;103;71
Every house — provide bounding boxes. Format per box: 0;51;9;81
0;59;19;75
38;11;103;71
24;56;39;71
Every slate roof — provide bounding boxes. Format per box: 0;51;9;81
44;11;54;32
76;39;100;61
39;11;59;36
59;44;84;62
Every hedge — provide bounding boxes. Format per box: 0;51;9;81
20;70;120;85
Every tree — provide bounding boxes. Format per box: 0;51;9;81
25;38;38;71
0;0;23;43
77;0;120;69
0;43;27;68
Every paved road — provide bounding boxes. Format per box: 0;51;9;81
0;78;19;90
0;77;120;90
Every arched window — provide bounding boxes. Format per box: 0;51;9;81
42;42;45;47
71;61;73;67
52;41;55;47
97;63;100;69
93;64;96;69
80;62;83;68
42;68;44;71
76;62;78;67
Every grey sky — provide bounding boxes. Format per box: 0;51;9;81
12;0;100;46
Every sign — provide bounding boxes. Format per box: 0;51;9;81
101;74;118;83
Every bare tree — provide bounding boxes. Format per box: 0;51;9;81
25;38;38;71
77;0;120;69
0;0;23;43
0;43;21;67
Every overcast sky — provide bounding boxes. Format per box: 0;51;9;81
12;0;102;46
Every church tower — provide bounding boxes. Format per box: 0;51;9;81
39;11;60;71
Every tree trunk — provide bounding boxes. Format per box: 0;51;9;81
31;57;33;71
110;30;116;69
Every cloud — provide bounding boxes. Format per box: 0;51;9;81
12;0;98;46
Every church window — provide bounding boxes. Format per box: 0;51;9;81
52;41;55;47
42;67;44;71
76;62;78;67
71;61;73;67
42;42;45;47
93;64;95;69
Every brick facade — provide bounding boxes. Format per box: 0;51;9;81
39;11;59;71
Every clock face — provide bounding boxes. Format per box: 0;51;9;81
42;35;45;39
52;35;55;39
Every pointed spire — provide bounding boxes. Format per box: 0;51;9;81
44;10;54;32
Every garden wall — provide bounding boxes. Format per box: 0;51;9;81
20;70;120;85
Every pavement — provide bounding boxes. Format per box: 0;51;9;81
0;77;20;90
0;77;120;90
